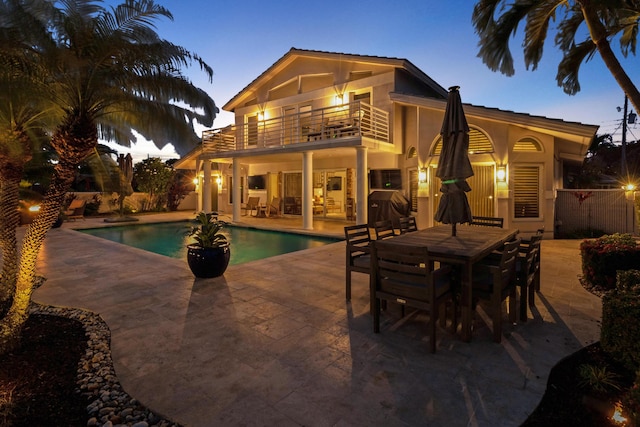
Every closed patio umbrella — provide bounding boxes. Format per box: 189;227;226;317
117;153;134;217
434;86;473;236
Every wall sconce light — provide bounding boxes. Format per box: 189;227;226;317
192;177;199;185
496;166;507;182
216;176;222;186
257;111;265;121
418;168;427;184
624;182;636;191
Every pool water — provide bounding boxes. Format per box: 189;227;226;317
79;221;340;265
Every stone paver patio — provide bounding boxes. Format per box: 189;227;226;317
32;212;601;426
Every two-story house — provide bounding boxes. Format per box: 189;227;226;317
175;48;598;235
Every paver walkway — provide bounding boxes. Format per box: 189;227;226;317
33;213;601;426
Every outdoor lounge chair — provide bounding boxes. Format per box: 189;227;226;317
63;199;86;221
242;196;260;216
265;197;282;217
370;239;455;353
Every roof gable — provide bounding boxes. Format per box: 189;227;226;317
223;48;447;111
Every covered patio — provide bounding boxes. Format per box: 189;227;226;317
33;212;601;426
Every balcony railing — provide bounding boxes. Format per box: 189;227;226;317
202;101;389;154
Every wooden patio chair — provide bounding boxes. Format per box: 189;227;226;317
63;199;86;221
472;238;521;342
470;216;504;228
398;216;418;234
515;234;542;322
370;240;455;353
373;220;395;240
242;196;260;216
266;196;282;217
344;224;372;301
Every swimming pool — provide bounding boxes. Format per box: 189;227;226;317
79;221;341;265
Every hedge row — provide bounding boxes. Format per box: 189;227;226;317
580;233;640;291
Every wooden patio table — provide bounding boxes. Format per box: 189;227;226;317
387;224;519;342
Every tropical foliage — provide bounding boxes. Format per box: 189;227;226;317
188;212;228;249
472;0;640;114
133;157;175;211
166;166;194;211
0;0;216;354
568;135;640;188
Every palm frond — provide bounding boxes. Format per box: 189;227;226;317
523;0;567;71
556;39;597;95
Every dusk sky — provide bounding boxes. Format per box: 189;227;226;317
103;0;639;161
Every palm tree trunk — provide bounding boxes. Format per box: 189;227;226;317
0;166;23;316
0;130;32;317
0;115;96;355
579;1;640;115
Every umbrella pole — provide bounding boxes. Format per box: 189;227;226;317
452;223;457;236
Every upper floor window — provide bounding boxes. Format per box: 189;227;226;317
431;127;494;155
514;137;543;152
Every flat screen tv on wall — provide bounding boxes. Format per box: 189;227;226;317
327;176;342;191
247;175;266;190
369;169;402;190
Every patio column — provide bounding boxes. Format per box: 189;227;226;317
232;158;241;221
302;151;313;230
202;160;212;213
356;146;368;225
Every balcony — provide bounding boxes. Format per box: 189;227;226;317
202;101;389;155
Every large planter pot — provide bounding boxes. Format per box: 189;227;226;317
187;243;231;278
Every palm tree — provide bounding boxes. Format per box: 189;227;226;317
0;0;53;315
472;0;640;115
0;0;217;353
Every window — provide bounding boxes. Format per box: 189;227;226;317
431;128;494;155
514;137;542;152
409;169;418;212
513;166;540;218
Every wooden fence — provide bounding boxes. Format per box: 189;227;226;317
555;189;637;237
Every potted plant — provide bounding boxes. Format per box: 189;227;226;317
186;212;230;278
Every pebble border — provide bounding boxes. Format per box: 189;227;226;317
31;303;182;427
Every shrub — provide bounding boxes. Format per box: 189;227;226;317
578;363;621;395
622;371;640;425
601;270;640;372
84;194;102;216
580;234;640;291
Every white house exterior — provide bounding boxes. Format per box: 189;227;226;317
175;48;599;236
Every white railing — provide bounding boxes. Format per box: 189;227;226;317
202;101;389;154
